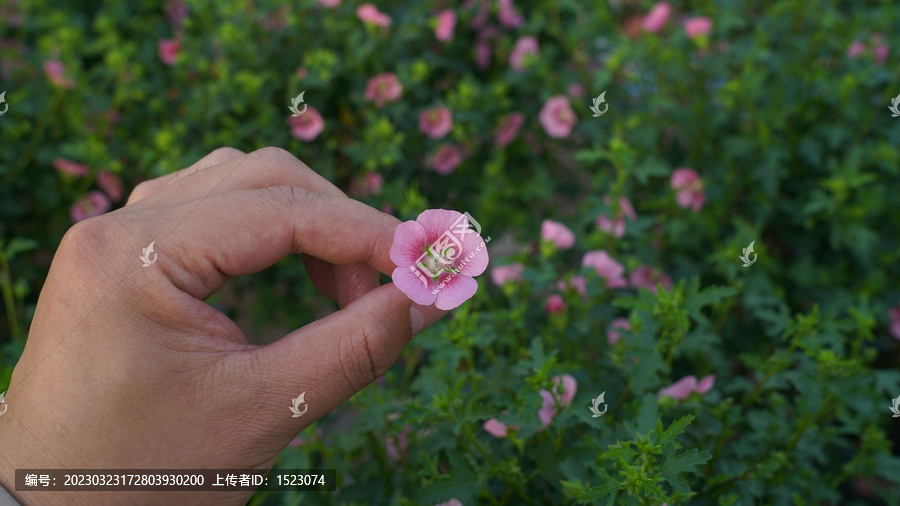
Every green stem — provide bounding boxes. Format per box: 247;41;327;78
5;89;63;183
0;251;19;339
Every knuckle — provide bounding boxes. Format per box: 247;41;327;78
58;217;118;266
128;180;157;203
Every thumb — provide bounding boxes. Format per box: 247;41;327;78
257;283;446;421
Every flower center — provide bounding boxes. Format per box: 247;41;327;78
419;244;459;279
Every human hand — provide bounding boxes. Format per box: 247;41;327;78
0;147;446;505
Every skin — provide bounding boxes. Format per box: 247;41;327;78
0;147;447;505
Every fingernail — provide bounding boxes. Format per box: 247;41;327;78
410;303;447;336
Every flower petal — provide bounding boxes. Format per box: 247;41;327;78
433;274;478;310
389;220;427;268
391;267;438;306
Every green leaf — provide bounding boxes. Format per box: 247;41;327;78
414;454;479;505
4;237;38;261
660;448;712;491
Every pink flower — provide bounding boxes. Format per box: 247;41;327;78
357;3;391;28
491;262;523;287
296;67;308;79
164;0;189;27
389;209;489;310
846;40;865;58
52;158;89;178
540;219;575;249
544;294;566;315
582;251;627;289
658;374;715;400
288;106;325;141
364;73;403;107
434;9;457;41
419;106;453;139
475;40;492;69
641;2;671;33
607;317;631;345
871;34;888;66
158;39;180;66
670;167;705;212
317;0;341;7
483;418;509;437
97;170;124;202
349;172;384;197
497;0;523;28
695;374;715;394
288;436;307;448
538;375;577;427
539;95;577;139
684;17;712;39
431;144;464;175
509;36;539;72
567;83;586;98
629;265;672;293
556;276;586;297
596;196;637;238
70;191;112;223
43;60;74;89
888;305;900;341
495;112;524;148
435;500;463;506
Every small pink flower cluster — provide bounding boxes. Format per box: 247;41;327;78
658;374;715;400
640;2;713;40
53;159;124;223
846;34;889;66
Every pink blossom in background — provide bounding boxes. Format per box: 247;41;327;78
539;95;577;139
288;107;325;141
158;39;180;66
567;83;586;98
483;418;509;437
288;436;307;448
356;3;391;28
0;0;21;27
509;36;539;72
384;426;410;461
475;40;492;69
435;500;463;506
434;9;457;41
684;17;712;39
43;60;74;89
582;250;627;289
52;158;88;178
419;106;453;139
495;112;525;148
658;374;715;399
491;262;523;287
888;304;900;340
390;209;489;310
97;170;124;202
349;172;384;197
296;67;308;79
670;167;705;212
164;0;188;27
465;0;489;29
629;265;672;293
496;0;523;28
596;196;637;238
846;41;866;59
641;2;671;33
871;34;888;66
317;0;341;7
544;294;566;315
695;374;716;394
556;276;586;297
70;191;112;223
607;317;631;345
538;375;577;427
364;73;403;107
540;219;575;249
431;144;464;175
